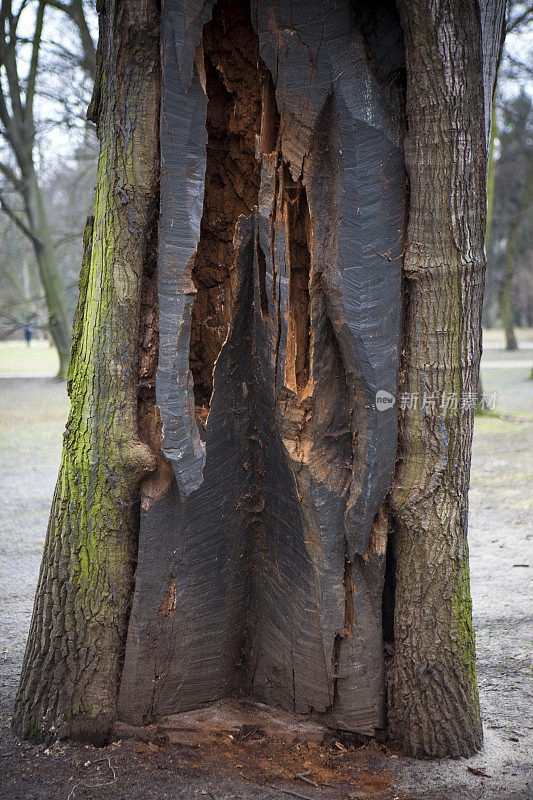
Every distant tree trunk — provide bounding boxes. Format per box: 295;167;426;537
486;101;498;247
478;30;502;409
14;0;505;757
0;0;72;377
24;167;72;378
500;155;533;351
66;0;97;79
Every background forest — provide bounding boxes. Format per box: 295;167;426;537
1;1;533;355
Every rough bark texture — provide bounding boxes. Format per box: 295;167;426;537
118;0;406;737
388;0;505;759
12;0;160;744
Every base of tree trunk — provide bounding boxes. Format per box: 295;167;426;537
505;336;518;351
112;697;395;792
56;351;70;381
114;697;334;746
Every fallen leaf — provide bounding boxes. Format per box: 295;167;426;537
467;766;491;777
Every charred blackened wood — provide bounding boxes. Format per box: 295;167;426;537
119;0;405;737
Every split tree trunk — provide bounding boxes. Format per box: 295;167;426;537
15;0;504;757
118;0;405;737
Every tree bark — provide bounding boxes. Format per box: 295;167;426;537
388;0;504;758
12;0;160;744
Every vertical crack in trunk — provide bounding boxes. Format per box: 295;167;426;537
137;190;174;512
257;70;279;324
331;553;356;710
119;0;405;741
189;0;263;426
260;67;279;155
283;166;312;398
342;557;356;634
256;229;269;319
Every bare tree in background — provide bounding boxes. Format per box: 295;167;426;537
484;1;533;348
0;138;98;340
0;0;95;376
0;215;43;336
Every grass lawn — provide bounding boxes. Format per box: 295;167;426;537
0;340;59;377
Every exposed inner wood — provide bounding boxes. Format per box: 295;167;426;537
259;69;279;155
120;0;406;740
283;167;312;397
189;0;262;423
137;194;174;512
158;574;177;618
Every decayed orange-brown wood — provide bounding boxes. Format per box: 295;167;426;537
118;0;406;736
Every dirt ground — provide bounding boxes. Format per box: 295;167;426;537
0;334;531;800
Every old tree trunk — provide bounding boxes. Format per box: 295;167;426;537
14;0;505;758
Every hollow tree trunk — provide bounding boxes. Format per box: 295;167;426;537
15;0;504;756
118;0;405;737
13;0;160;743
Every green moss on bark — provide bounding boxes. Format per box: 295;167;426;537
13;0;160;744
453;549;481;717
